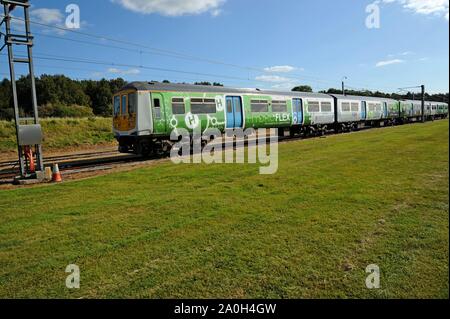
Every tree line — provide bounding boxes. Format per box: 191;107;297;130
0;75;447;120
0;75;127;119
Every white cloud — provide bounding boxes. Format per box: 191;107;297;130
255;74;300;90
271;81;298;90
108;68;141;75
211;9;222;17
263;65;298;73
255;75;291;83
383;0;449;20
375;58;405;67
388;51;414;57
112;0;226;16
30;8;64;25
28;7;89;34
29;8;68;35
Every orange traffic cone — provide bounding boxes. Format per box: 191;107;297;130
52;164;62;182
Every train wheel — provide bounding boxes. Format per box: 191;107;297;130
137;141;152;157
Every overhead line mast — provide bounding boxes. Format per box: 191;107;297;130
1;0;44;180
398;85;426;123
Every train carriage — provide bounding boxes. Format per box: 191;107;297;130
331;95;399;130
436;102;449;119
113;82;336;154
113;81;448;156
400;100;423;122
381;98;401;125
330;94;364;131
433;102;440;118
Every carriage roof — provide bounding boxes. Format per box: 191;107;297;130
330;94;398;103
120;81;331;99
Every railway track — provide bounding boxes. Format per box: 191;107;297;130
0;132;305;182
0;151;142;182
0;121;438;185
0;149;119;168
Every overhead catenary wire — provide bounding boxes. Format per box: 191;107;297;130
0;55;294;88
4;15;355;87
0;59;271;87
1;15;409;92
2;51;346;90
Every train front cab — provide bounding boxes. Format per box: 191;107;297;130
113;90;140;153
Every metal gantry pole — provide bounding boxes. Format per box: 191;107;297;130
421;85;425;123
1;0;44;178
2;1;25;176
24;4;43;171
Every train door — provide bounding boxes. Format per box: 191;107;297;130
119;94;127;131
226;96;243;129
151;93;167;132
292;98;303;125
383;102;388;118
361;101;367;120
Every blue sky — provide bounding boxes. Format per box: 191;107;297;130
1;0;449;93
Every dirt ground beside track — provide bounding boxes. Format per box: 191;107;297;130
0;146;170;190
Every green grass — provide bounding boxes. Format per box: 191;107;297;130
0;117;114;152
0;121;448;299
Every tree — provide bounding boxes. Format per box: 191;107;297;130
108;78;126;93
84;79;113;116
292;85;313;93
0;79;13;119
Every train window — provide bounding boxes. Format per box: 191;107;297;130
227;99;233;113
153;98;161;119
321;101;332;112
114;96;120;116
308;101;320;113
341;102;350;112
368;103;375;112
191;98;216;114
172;98;185;115
128;93;137;114
251;100;269;112
351;103;359;112
121;95;127;114
272;100;287;112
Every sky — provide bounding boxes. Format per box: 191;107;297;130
1;0;449;94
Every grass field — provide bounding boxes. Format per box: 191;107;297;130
0;117;114;153
0;121;448;299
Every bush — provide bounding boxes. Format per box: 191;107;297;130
39;103;95;118
0;107;14;120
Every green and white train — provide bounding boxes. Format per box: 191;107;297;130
113;82;448;155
